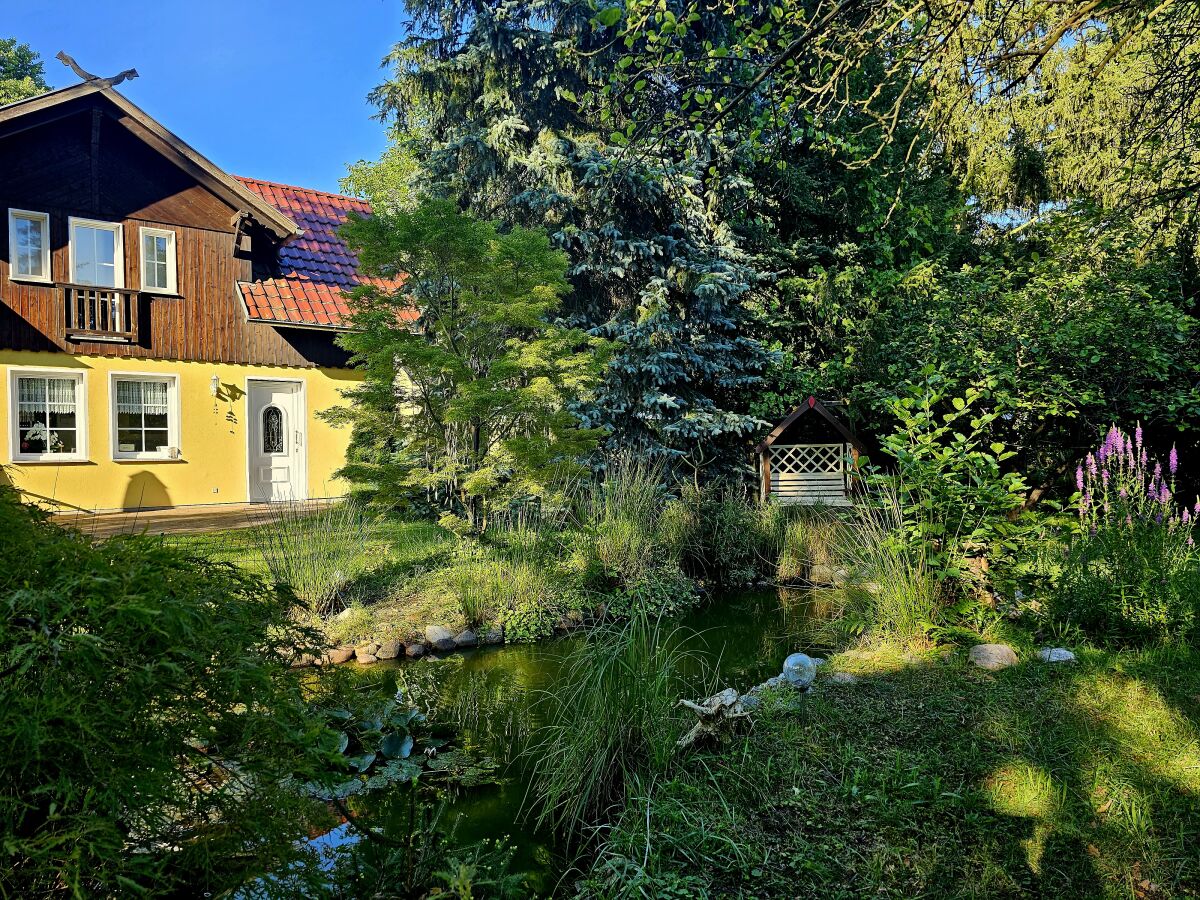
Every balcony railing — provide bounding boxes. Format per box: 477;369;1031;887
64;284;139;342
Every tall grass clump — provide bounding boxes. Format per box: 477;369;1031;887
773;508;845;582
821;487;943;646
1053;424;1199;644
248;498;375;617
526;611;697;839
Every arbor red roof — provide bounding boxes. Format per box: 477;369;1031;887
235;177;410;329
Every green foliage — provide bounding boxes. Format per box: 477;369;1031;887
329;200;609;529
527;611;696;838
661;482;768;585
869;373;1028;581
1054;522;1200;646
0;488;328;895
0;38;49;105
367;1;775;473
248;497;379;617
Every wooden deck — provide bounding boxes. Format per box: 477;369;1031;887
52;503;268;539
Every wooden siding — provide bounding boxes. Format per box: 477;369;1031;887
0;94;347;368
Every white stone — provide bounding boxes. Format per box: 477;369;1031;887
1037;647;1076;664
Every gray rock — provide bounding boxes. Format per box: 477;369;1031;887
326;647;355;665
354;649;379;664
356;642;380;657
828;672;858;685
1037;647;1076;664
332;607;354;623
482;628;504;645
425;625;457;652
454;629;478;648
376;639;402;660
811;657;827;667
782;652;818;688
968;643;1018;671
405;642;426;659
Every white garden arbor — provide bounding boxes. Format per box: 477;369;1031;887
755;397;868;506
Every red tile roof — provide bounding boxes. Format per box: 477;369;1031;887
235;177;410;329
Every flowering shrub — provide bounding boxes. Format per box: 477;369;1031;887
1051;424;1199;644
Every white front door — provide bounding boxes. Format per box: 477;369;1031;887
247;380;305;501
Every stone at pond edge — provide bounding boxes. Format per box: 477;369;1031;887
376;639;402;660
425;625;457;653
482;628;504;645
357;642;380;657
827;672;858;685
782;653;818;688
355;648;379;664
454;630;478;648
968;643;1018;671
405;643;426;658
1037;647;1076;664
327;647;355;665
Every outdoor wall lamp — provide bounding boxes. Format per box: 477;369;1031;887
210;374;221;397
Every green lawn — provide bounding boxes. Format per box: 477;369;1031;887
167;515;462;645
590;643;1200;899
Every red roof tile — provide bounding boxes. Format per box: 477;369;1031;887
235;177;411;329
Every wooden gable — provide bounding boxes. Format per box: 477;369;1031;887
0;85;349;368
757;397;867;505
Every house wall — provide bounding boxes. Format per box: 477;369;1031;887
0;350;362;511
0;94;348;368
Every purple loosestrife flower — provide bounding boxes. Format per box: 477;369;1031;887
1136;423;1143;447
1169;445;1178;475
1102;469;1110;486
1183;508;1191;524
1087;453;1098;477
1160;483;1171;504
1076;466;1085;492
1119;487;1128;499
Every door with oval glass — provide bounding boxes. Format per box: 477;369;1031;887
247;380;305;501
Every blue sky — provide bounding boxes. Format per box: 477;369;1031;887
7;1;409;193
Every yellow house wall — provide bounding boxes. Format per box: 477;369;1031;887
0;350;362;511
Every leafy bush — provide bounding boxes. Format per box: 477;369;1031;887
605;564;697;619
871;373;1028;583
660;483;768;584
1051;425;1199;644
0;488;329;896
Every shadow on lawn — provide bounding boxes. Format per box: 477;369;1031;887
836;651;1200;898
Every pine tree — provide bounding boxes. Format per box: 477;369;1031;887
361;0;774;477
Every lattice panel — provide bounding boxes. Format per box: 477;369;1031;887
769;443;846;475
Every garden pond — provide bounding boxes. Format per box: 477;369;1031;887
331;587;832;892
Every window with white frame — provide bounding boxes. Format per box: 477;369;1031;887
139;227;177;293
8;209;51;282
69;217;123;287
9;371;86;461
112;375;178;459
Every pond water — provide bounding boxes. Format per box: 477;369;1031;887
342;587;829;891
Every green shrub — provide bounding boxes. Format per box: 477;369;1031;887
774;510;844;582
605;564;696;619
660;483;767;584
0;488;329;896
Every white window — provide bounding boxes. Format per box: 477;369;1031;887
69;217;123;288
110;374;179;460
7;369;87;462
8;209;51;282
139;227;177;293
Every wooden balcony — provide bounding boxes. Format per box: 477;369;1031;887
64;284;139;343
